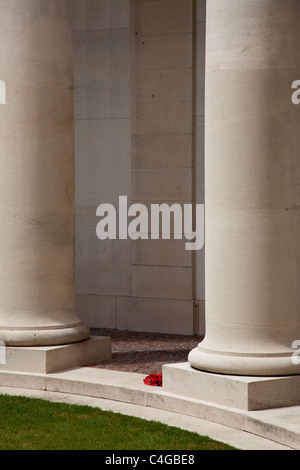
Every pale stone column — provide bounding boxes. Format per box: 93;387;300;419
0;0;90;346
189;0;300;376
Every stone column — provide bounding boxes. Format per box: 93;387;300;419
0;0;90;346
189;0;300;376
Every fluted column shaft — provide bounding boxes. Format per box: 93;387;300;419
0;0;90;346
189;0;300;376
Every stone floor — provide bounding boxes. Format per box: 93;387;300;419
90;329;202;375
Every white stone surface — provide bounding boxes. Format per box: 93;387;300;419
132;266;193;300
72;0;200;334
116;297;194;335
129;0;197;334
76;295;117;329
0;366;298;449
195;0;206;313
163;363;300;411
72;0;133;324
0;0;90;346
0;337;111;374
189;0;300;375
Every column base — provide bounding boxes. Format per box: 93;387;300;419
0;336;111;374
0;322;91;347
163;362;300;411
188;346;300;377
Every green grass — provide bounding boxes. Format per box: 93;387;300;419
0;395;237;450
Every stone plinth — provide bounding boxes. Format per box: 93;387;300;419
163;363;300;412
189;0;300;377
0;337;111;375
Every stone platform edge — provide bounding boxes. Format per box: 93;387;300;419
0;336;111;374
0;362;299;450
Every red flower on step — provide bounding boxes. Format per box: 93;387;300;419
143;373;162;387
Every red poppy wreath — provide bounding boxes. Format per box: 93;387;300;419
143;373;162;387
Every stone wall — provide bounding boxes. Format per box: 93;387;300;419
71;0;206;335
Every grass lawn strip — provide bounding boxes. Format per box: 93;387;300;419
0;395;237;450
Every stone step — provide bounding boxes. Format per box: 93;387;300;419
0;365;299;450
